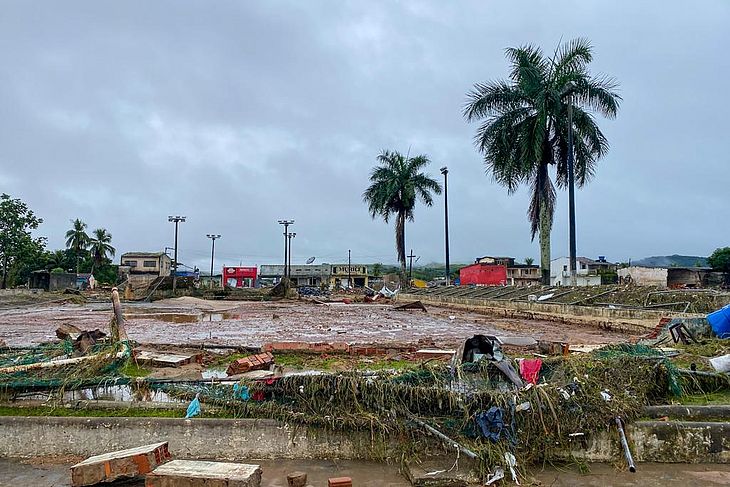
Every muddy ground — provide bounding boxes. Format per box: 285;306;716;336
0;296;636;348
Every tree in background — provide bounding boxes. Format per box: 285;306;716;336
525;257;535;266
363;150;441;280
463;38;620;284
0;194;45;289
708;247;730;273
89;228;115;270
65;218;89;273
372;262;383;277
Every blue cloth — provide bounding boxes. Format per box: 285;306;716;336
233;383;250;401
185;394;201;418
476;406;504;442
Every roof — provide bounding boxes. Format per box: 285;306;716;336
121;252;166;258
508;264;540;269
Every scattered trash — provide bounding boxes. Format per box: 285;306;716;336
537;293;554;301
485;467;504;485
476;406;505;443
601;390;612;402
615;416;637;473
515;401;531;412
185;393;201;418
707;304;730;338
568;432;585;437
449;315;456;320
519;358;542;385
709;353;730;373
504;452;519;485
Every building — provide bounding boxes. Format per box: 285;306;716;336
459;263;508;286
476;256;515;267
222;266;258;288
29;270;77;291
618;266;727;289
119;252;172;288
329;264;369;288
550;256;616;286
507;264;541;287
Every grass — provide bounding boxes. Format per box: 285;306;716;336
119;361;151;378
212;351;421;373
0;405;234;419
674;390;730;405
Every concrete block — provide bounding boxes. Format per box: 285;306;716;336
70;441;171;486
287;471;307;487
146;460;262;487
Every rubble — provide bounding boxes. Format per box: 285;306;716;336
70;441;172;486
146;460;262;487
226;352;274;376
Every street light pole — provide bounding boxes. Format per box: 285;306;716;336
287;232;296;281
277;220;294;282
206;234;221;289
566;87;577;286
348;249;352;289
168;216;186;293
440;166;450;285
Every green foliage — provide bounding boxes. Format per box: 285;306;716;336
89;228;115;268
50;267;65;274
363;150;441;275
708;247;730;272
524;257;534;266
0;193;45;288
372;262;383;277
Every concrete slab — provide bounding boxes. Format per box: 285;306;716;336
70;441;171;486
146;460;262;487
135;350;201;367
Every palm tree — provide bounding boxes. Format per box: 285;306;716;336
363;150;441;279
89;228;115;270
65;218;89;273
525;257;535;266
463;38;620;284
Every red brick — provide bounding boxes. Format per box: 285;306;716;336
328;477;352;487
226;352;274;376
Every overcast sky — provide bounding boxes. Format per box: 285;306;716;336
1;1;728;270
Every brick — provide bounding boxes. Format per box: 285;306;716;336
226;352;274;376
328;477;352;487
71;441;171;486
146;460;262;487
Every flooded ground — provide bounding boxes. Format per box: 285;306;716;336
2;458;729;486
0;298;635;348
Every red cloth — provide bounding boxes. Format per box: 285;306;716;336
519;358;542;384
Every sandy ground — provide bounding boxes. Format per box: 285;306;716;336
2;458;729;487
0;298;636;348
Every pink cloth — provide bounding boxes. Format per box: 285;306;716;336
519;358;542;385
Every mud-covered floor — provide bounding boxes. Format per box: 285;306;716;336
0;297;636;348
2;458;729;486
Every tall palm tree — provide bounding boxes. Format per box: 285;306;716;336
65;218;89;273
363;150;441;279
463;38;620;284
89;228;115;269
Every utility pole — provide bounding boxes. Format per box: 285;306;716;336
206;234;221;289
347;249;352;289
168;216;186;293
407;249;417;282
287;232;296;281
566;83;577;286
277;220;294;282
440;166;450;286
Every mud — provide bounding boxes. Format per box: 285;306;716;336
0;299;636;348
2;458;729;486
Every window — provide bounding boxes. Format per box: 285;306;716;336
124;260;137;267
581;263;587;270
563;265;567;272
143;260;157;268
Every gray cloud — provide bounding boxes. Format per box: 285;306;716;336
1;1;728;270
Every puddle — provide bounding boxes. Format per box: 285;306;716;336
124;310;241;324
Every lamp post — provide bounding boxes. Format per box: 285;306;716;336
565;81;577;286
206;234;221;289
348;249;352;289
440;166;450;285
168;216;186;293
287;232;296;281
278;220;294;281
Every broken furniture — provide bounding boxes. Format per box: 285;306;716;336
146;460;262;487
70;441;172;486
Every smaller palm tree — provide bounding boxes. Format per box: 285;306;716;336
363;150;441;279
89;228;115;270
525;257;535;266
65;218;89;273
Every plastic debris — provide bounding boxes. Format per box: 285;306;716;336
519;358;542;384
485;467;505;485
504;452;519;485
185;393;201;418
601;390;612;402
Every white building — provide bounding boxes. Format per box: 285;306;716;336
550;256;614;286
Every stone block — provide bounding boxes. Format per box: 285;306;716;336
146;460;262;487
70;441;171;486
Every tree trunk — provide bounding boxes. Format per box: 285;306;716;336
396;211;407;283
539;204;551;285
1;254;7;289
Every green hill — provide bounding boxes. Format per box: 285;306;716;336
632;255;708;268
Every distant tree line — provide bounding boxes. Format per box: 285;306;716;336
0;193;118;288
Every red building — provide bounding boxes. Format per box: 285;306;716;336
459;263;507;286
222;266;258;288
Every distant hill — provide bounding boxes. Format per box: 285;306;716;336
632;255;708;268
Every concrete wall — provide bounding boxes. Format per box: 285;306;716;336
618;267;668;287
0;417;380;460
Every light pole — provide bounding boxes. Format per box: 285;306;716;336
440;166;450;285
206;234;221;289
278;220;294;281
565;81;577;286
168;216;186;293
287;232;296;281
348;249;352;289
